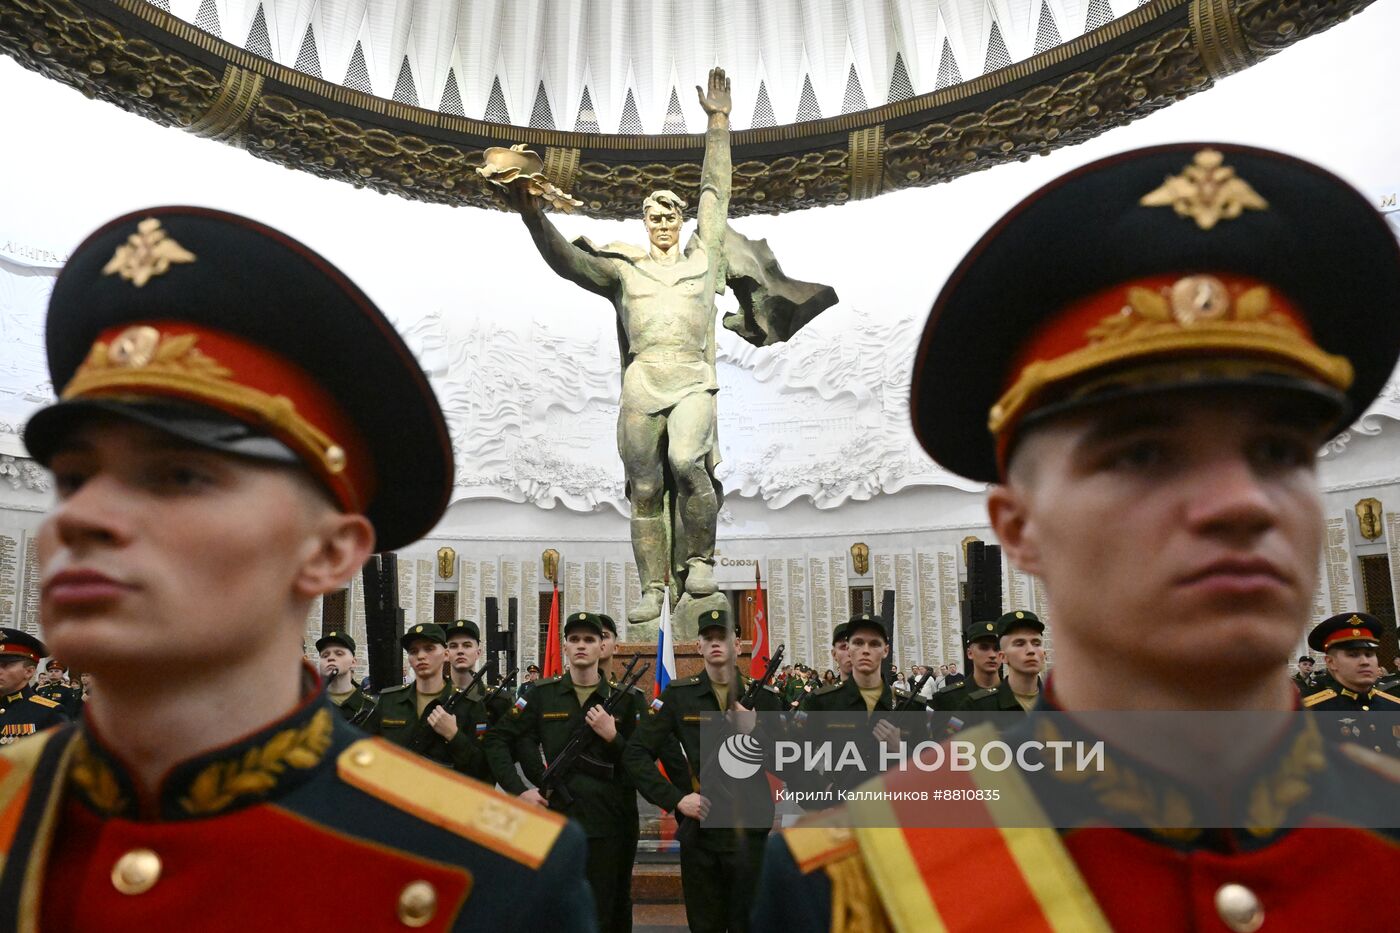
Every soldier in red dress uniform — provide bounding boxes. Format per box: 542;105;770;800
753;144;1400;932
0;207;595;932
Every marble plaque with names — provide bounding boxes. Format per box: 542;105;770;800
480;560;499;628
786;558;809;668
501;560;522;632
807;557;832;658
1322;516;1357;613
917;552;944;667
1388;512;1400;626
1003;564;1030;616
18;533;39;636
873;553;894;625
416;559;434;625
625;562;641;625
0;533;18;625
349;577;368;675
585;561;603;614
605;561;626;642
304;595;323;662
766;559;789;659
396;559;415;627
895;553;918;668
1029;575;1053;666
521;559;540;664
829;555;848;638
937;550;961;670
458;559;479;622
564;561;583;619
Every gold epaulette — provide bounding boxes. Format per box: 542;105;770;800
1373;689;1400;705
781;823;860;875
1336;742;1400;783
27;695;60;709
337;738;566;869
1302;689;1336;708
0;731;55;864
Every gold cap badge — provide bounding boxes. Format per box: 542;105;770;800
1139;149;1269;231
102;218;196;287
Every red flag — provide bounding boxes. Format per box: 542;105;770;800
542;582;563;678
750;564;770;678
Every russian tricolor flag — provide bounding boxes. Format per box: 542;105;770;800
654;584;677;699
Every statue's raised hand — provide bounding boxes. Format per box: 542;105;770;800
504;178;542;218
697;66;731;117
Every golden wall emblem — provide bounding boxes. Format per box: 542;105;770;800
541;548;560;584
101;218;196;287
1355;497;1383;541
437;546;457;580
1139;149;1269;231
849;542;869;577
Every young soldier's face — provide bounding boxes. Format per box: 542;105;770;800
318;645;354;678
565;631;602;668
38;420;350;676
847;632;888;675
990;391;1326;683
1325;647;1380;690
599;629;616;661
447;637;480;671
967;640;1001;675
405;640;446;679
831;639;850;673
698;629;734;666
1000;630;1045;676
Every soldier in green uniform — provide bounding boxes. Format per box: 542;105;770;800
35;660;83;719
830;621;852;681
369;623;485;775
485;610;644;932
1292;655;1318;694
796;614;928;797
0;629;68;744
443;618;506;783
929;620;1002;711
624;607;781;932
316;630;375;726
959;611;1045;713
1302;612;1400;755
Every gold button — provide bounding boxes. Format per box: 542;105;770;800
111;848;161;895
397;880;437;927
325;444;346;473
352;748;375;767
1215;883;1263;933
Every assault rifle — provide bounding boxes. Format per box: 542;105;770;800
897;671;934;711
740;643;785;708
538;655;649;810
407;664;488;755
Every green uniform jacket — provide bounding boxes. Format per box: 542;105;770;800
1302;674;1400;756
328;683;376;726
367;682;484;776
484;671;643;838
958;677;1043;713
792;678;928;802
623;670;781;830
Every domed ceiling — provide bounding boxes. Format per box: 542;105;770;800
0;0;1376;217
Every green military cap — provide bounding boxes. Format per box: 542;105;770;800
831;622;850;645
443;619;482;643
315;630;356;654
845;613;888;641
564;611;609;636
0;628;47;664
698;607;739;635
965;620;1000;644
910;144;1400;483
1308;612;1386;652
400;623;447;650
22;207;453;552
994;610;1045;639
